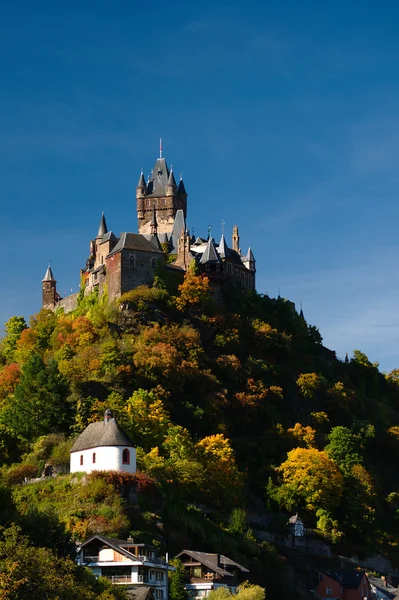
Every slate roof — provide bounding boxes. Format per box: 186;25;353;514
244;247;255;263
170;209;186;253
177;177;187;195
200;238;221;265
42;265;55;282
99;231;117;245
167;169;177;187
143;233;163;252
97;212;108;238
146;158;170;197
70;417;135;452
175;550;249;576
217;234;228;259
137;171;146;188
108;233;164;256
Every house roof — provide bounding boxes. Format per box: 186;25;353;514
321;570;368;590
175;550;249;577
70;416;135;452
127;587;155;600
108;233;164;256
170;209;186;253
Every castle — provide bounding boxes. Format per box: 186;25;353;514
42;149;256;311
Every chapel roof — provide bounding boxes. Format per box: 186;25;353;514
70;416;134;452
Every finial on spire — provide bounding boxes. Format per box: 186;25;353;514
160;138;163;158
221;219;225;235
180;172;183;181
208;225;212;239
141;167;143;174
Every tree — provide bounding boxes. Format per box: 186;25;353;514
207;582;265;600
0;524;127;599
175;263;211;311
272;447;343;513
1;317;27;362
169;560;188;600
1;353;70;440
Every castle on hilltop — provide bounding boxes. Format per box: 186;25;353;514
42;149;256;311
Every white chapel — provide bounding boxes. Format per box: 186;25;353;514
70;409;136;474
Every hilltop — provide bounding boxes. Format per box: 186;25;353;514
1;268;399;598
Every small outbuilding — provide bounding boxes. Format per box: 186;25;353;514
70;409;136;474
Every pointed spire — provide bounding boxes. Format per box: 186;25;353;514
96;212;108;239
167;167;177;187
177;174;187;195
200;237;221;265
42;264;55;282
137;169;146;189
218;234;228;259
299;302;304;319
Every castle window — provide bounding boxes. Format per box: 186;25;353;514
326;588;332;596
151;258;157;269
122;448;130;465
129;255;136;268
80;455;84;466
92;452;96;464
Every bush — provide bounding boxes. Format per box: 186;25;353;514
4;463;40;485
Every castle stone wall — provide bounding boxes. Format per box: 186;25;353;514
106;253;122;299
120;250;164;294
58;293;79;313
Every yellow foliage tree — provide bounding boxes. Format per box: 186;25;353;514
274;447;343;512
287;423;317;448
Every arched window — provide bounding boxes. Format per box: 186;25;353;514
151;258;157;269
80;455;84;466
92;452;96;464
122;448;130;465
129;255;136;268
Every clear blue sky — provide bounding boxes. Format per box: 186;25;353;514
1;0;399;371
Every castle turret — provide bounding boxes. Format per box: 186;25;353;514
165;167;177;197
42;265;59;309
137;147;187;236
243;247;256;272
232;225;240;253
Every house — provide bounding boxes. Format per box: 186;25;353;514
70;409;136;474
317;570;372;600
368;576;398;600
76;535;174;599
175;550;249;599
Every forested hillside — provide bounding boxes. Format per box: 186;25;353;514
1;267;399;598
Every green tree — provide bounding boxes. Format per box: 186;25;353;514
169;560;188;600
1;353;70;440
1;317;27;362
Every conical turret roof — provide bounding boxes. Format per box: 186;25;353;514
200;237;221;265
244;247;255;262
97;212;108;238
218;234;228;259
177;176;187;195
137;170;146;188
42;265;55;282
167;168;177;187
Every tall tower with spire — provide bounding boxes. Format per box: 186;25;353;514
136;143;187;236
42;265;59;309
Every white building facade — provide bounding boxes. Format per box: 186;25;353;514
77;535;174;599
70;409;136;474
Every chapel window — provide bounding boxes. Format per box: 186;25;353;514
122;448;130;465
92;452;96;464
129;255;136;268
151;258;157;269
80;455;84;466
